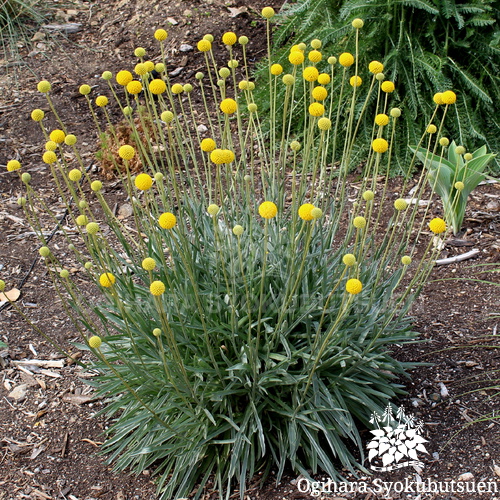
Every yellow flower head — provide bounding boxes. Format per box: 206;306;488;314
95;96;109;107
135;173;153;191
43;151;57;164
76;215;88;226
363;190;375;201
161;111;174;123
204;34;214;42
99;272;116;287
119;145;135;160
427;124;437;134
346;278;362;295
134;63;147;76
303;66;319;82
352;18;364;29
298;203;315;221
220;98;237;115
441;90;457;104
91;180;103;192
369;61;384;74
201;138;216;152
454;181;465;191
159;212;177;229
238;36;248;45
171;83;183;94
271;64;283;76
149;79;167;94
88;336;102;349
46;139;58;150
31;109;45;121
372;138;389;154
37;80;51;93
339;52;354;67
155;63;165;73
353;216;366;229
433;92;444;105
233;225;244;236
142;258;156;271
259;201;278;219
401;256;412;266
261;6;275;18
153;328;162;337
394;198;408;211
150;281;165;296
290;141;301;151
222;32;237;45
86;222;99;235
50;129;66;144
207;204;220;216
317;117;332;131
60;269;70;279
68;169;82;182
116;70;133;86
248;103;258;113
429;217;446;234
350;75;362;87
390;107;401;118
101;71;113;80
228;59;239;69
21;172;31;183
127;80;143;95
39;246;50;257
197;39;212;52
375;114;389;126
238;80;250;90
289;51;305;65
317;73;330;85
134;47;146;57
309;102;325;117
0;280;5;292
141;61;153;73
6;160;21;172
311;39;322;49
154;29;168;41
210;149;235;164
311;207;323;219
65;134;77;146
328;56;337;65
282;74;295;85
308;50;322;63
455;145;466;155
342;254;357;267
381;81;395;93
79;84;91;95
464;153;473;161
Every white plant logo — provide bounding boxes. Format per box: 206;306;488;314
367;405;428;471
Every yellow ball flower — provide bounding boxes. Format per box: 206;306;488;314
171;83;183;94
353;216;366;229
134;47;146;57
31;109;45;121
68;169;82;182
197;39;211;52
150;281;166;296
369;61;384;74
282;74;295;85
76;215;88;226
455;145;466;155
233;225;244;236
37;80;51;93
311;207;323;219
153;328;162;337
328;56;337;65
298;203;315;221
261;6;275;18
123;106;133;116
91;180;103;192
401;256;412;266
363;190;375;201
201;138;216;152
394;198;408;211
6;160;21;172
372;138;389;154
144;61;154;73
210;149;235;165
161;111;174;123
222;32;237;45
45;139;56;150
390;107;401;118
350;75;362;87
429;217;446;234
454;181;465;191
149;79;167;95
79;84;91;95
116;70;133;86
290;141;301;151
311;39;322;49
375;114;389;126
95;96;109;107
21;172;31;183
134;63;147;76
142;258;156;271
155;63;165;73
102;71;113;80
309;103;325;117
342;254;357;267
259;201;278;219
50;129;66;144
339;52;354;67
238;36;249;45
86;222;99;235
99;272;116;287
159;212;177;229
302;66;319;82
238;80;250;90
381;81;395;93
65;134;77;146
39;246;50;257
271;64;283;76
248;103;258;113
352;18;364;29
220;98;237;115
427;124;437;134
317;73;330;85
441;90;457;104
207;204;220;216
464;153;473;161
43;151;57;164
228;60;239;69
346;278;362;295
88;336;102;349
119;145;135;160
433;92;444;105
154;29;168;41
288;51;305;65
317;117;332;130
203;34;214;42
308;50;322;63
127;80;143;95
135;173;153;191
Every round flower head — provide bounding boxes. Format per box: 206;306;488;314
149;79;166;95
342;254;357;267
171;83;183;94
142;258;156;271
50;129;66;144
228;58;239;68
346;278;362;295
363;190;375;201
433;92;444;105
195;72;204;80
222;32;237;45
298;43;307;51
308;50;322;63
311;39;322;49
134;63;147;76
328;56;337;65
394;198;408;211
390;107;401;118
134;47;146;57
0;280;5;292
381;81;395;93
298;203;315;221
135;173;153;191
464;153;473;162
60;269;69;279
352;18;364;29
259;201;278;219
201;138;216;152
155;63;165;73
238;36;249;45
290;44;303;53
39;246;50;257
150;280;166;296
303;67;319;82
95;96;109;107
161;111;174;123
37;80;51;93
455;181;465;191
84;262;92;270
455;146;466;155
65;134;77;146
290;141;301;151
203;34;214;42
153;328;162;337
43;151;57;164
271;64;283;76
219;67;231;79
68;169;82;182
76;215;88;226
288;51;305;65
339;52;354;67
311;207;323;219
91;180;102;192
6;160;21;172
31;109;45;121
116;70;133;86
127;80;143;95
261;6;275;18
220;98;237;115
197;39;211;52
86;222;99;235
369;61;384;74
45;140;56;150
217;79;225;88
154;172;164;182
159;212;176;229
99;272;115;287
350;75;362;87
372;138;389;153
102;71;112;80
233;225;244;236
353;216;366;229
154;29;168;41
309;103;325;117
88;336;102;349
119;145;135;160
427;124;437;134
78;200;88;209
375;73;385;81
211;149;235;165
123;106;133;116
21;173;31;184
375;114;389;126
238;80;250;90
317;117;332;131
17;197;26;206
282;74;295;86
401;256;412;266
79;84;91;95
429;217;446;234
248;103;258;113
441;90;456;104
207;204;219;216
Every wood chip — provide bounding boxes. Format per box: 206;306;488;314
62;394;93;405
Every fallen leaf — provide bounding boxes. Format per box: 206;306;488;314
0;288;21;303
227;6;247;17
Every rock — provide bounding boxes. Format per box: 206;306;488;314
197;124;208;133
167;17;178;25
458;472;474;481
179;44;193;52
8;384;28;402
31;32;46;42
183;9;192;17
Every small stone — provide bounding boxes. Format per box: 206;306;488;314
197;124;208;133
31;32;46;42
179;44;193;52
8;384;28;402
167;17;178;25
457;472;474;481
183;9;192;17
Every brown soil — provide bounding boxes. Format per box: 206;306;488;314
1;1;500;499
